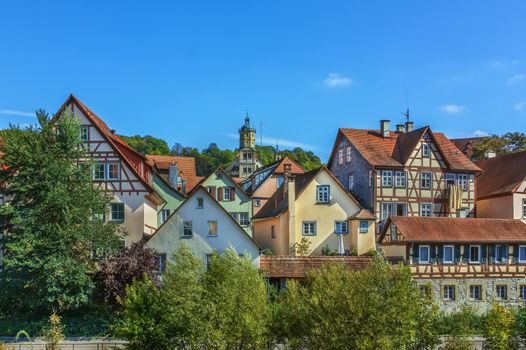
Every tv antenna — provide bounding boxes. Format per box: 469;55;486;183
402;81;410;123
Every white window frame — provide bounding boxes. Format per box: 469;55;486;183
346;147;352;163
316;185;330;203
496;285;508;300
254;199;261;207
302;221;317;236
109;202;125;223
334;220;348;234
519;245;526;263
422;143;430;158
443;245;454;264
395;171;406;188
420;203;432;217
223;187;231;201
93;163;106;181
348;174;354;191
381;202;394;221
182;221;193;237
160;209;170;224
520;285;526;300
239;212;250;227
80;126;89;143
359;220;368;233
469;245;481;264
106;161;120;181
469;285;482;301
419;245;430;264
420;172;432;189
338;149;344;165
443;285;455;301
381;170;393;187
445;173;456;186
457;174;469;191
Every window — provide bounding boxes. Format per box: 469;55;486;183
302;221;317;236
519;245;526;263
334;221;348;234
495;244;508;264
346;147;352;163
381;170;393;187
107;162;119;180
381;203;394;221
254;199;261;207
445;173;456;186
216;172;223;179
422;143;430;157
523;199;526;218
80;126;89;142
277;176;284;188
457;174;469;191
496;285;508;300
205;254;213;269
182;221;193;237
109;203;125;222
348;174;354;191
208;221;217;237
316;185;330;203
420;172;432;189
93;163;105;181
419;245;430;264
196;197;204;209
443;245;454;264
419;285;432;299
338;150;344;165
160;209;170;223
155;254;167;273
368;171;373;187
359;220;368;233
420;203;432;217
520;285;526;300
223;187;231;201
469;285;482;301
271;225;276;239
395;171;406;188
469;245;481;263
443;285;455;301
239;212;250;226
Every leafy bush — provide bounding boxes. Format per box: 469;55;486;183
484;302;517;350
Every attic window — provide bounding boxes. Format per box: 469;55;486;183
216;173;223;179
80;126;89;142
422;143;430;158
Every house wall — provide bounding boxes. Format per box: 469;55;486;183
381;244;408;260
252;174;284;215
152;173;185;226
147;188;260;266
350;219;376;255
201;171;253;236
329;136;374;211
477;196;515;220
253;217;289;255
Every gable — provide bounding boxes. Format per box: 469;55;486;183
402;131;448;169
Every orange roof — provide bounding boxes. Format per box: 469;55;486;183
330;126;480;172
260;256;373;278
380;216;526;243
349;209;376;220
475;151;526;199
146;155;202;192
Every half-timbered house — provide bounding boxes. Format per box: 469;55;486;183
54;95;164;245
328;120;481;234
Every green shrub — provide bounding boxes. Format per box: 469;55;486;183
484;302;517;350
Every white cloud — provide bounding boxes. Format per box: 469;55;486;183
439;104;466;114
226;133;318;151
323;73;353;88
473;130;489;137
508;74;526;85
0;109;35;117
491;59;519;69
515;101;526;112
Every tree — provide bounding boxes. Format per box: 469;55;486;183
290;237;312;256
484;301;517;350
472;132;526;159
119;134;171;155
439;306;478;350
96;242;159;309
0;111;121;313
276;258;439;349
204;250;271;350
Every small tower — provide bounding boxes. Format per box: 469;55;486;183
239;113;256;150
226;113;262;179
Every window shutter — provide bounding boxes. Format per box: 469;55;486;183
218;187;223;201
231;187;236;201
210;186;217;200
464;245;470;262
490;245;496;263
481;245;487;263
503;245;509;262
514;245;519;263
413;244;419;264
455;245;461;263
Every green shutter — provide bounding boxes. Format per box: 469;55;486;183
413;244;419;263
490;245;496;264
455;245;461;263
464;245;470;262
481;244;487;263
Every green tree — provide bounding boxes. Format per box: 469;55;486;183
276;258;439;349
484;301;517;350
439;306;478;350
0;111;121;313
119;134;170;155
472;132;526;159
290;237;312;256
204;250;271;350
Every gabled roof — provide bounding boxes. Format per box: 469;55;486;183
475;151;526;199
451;137;485;160
147;186;261;249
189;167;250;198
54;94;154;192
379;216;526;243
252;166;363;220
145;155;202;192
328;126;480;172
242;156;305;193
349;209;376;220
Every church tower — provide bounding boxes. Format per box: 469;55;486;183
226;113;262;179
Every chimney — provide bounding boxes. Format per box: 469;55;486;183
405;121;414;132
395;124;405;133
285;165;296;254
380;120;390;138
169;163;179;188
283;164;292;193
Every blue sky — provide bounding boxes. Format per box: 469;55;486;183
1;1;525;160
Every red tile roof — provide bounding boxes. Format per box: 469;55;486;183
331;126;480;172
349;209;376;220
260;256;373;278
380;216;526;243
145;155;202;192
451;137;485;160
475;151;526;199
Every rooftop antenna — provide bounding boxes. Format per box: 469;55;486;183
401;81;410;123
260;120;263;161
